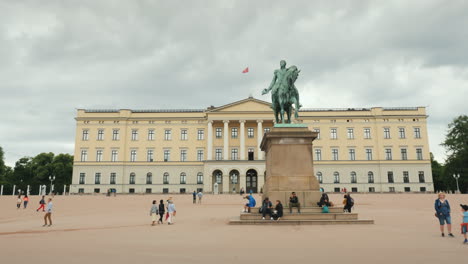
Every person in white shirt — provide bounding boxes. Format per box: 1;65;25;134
167;199;176;225
43;198;53;227
197;191;203;204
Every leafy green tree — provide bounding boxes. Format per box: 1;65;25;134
442;115;468;193
431;153;446;192
0;146;6;184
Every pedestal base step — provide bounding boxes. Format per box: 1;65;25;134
229;217;374;225
248;206;345;213
241;212;358;221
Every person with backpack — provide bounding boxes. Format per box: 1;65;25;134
317;193;331;207
343;193;354;213
434;192;454;237
158;200;165;224
37;196;46;212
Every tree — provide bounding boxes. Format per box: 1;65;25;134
431;153;446;192
442;115;468;193
0;146;6;183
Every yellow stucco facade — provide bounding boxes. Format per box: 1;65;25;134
70;97;433;194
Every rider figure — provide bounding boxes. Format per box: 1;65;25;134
262;60;301;110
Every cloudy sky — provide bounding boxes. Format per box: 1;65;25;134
0;0;467;166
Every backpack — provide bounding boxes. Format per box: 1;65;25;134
322;206;329;213
349;198;354;206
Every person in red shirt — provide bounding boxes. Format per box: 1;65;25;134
37;196;46;212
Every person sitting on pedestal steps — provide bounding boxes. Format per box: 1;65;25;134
261;197;273;220
317;193;331;207
243;194;256;213
273;200;284;221
289;192;301;213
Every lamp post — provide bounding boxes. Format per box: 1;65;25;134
453;174;461;194
49;175;56;195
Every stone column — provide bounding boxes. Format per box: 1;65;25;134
223;173;230;193
240;120;246;160
257;120;263;160
223;120;229;160
207;121;213;160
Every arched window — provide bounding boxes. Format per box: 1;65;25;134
350;171;357;183
197;172;203;184
316;171;323;184
333;171;340;183
230;170;239;184
214;170;223;184
129;172;135;184
163;172;169;184
368;171;374;183
146;172;152;184
180;172;187;184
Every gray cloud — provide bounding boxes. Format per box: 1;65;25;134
1;0;467;165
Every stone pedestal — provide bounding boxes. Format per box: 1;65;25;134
260;126;320;207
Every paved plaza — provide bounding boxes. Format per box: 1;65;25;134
0;194;466;263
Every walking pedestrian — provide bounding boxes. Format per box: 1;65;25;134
434;192;454;237
158;200;165;224
43;198;53;227
37;196;46;212
197;191;203;204
343;193;354;213
16;195;22;209
150;200;159;226
23;195;29;209
460;204;468;244
192;191;197;204
167;199;176;225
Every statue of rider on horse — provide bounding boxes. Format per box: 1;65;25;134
262;60;301;124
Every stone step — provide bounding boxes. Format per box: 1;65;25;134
229;217;374;225
240;212;358;221
248;207;345;213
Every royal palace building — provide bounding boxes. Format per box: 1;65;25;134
70;97;434;194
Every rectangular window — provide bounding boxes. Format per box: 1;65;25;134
347;128;354;139
388;171;394;183
231;148;239;160
162;188;169;193
129;188;135;193
148;129;155;141
79;173;85;184
330;128;337;139
197;129;204;140
399;128;406;139
180;174;186;184
401;149;408;160
147;150;154;162
385;148;392;160
111;150;118;162
164;130;172;140
248;148;254;161
163;174;169;184
215;128;222;139
82;130;89;141
420;187;426;192
197;150;204;161
247;128;254;138
364;128;371;139
414;127;421;138
418;171;425;183
314;129;320;139
416;148;423;160
131;129;138;141
348;149;356;161
264;128;270;134
180;150;187;162
95;173;101;184
215;148;222;160
231;128;238;138
389;187;395;192
97;129;104;141
332;149;339;161
369;187;375;193
197;173;203;184
110;173;116;184
163;150;170;162
384;128;391;139
315;149;322;161
365;149;373;161
96;150;103;162
112;129;119;140
180;129;188;140
80;150;88;162
404;187;411;192
368;173;374;183
78;188;84;193
130;150;137;162
145;188;152;194
351;172;357;183
129;174;135;185
403;171;410;183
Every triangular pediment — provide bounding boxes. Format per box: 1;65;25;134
208;97;272;112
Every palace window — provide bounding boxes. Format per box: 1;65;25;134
181;129;188;140
416;148;423;160
79;173;85;184
80;150;88;162
180;150;187;162
97;129;104;141
330;128;337;139
231;148;239;160
130;150;137;162
349;149;356;161
314;129;320;139
388;171;394;183
110;173;116;184
111;150;118;162
384;128;391;139
399;128;406;139
112;129;119;140
333;172;340;183
350;171;357;183
418;171;425;183
164;130;172;140
129;173;135;184
216;128;222;139
163;173;169;184
197;150;204;161
231;128;238;138
332;149;339;161
215;148;222;160
401;148;408;160
364;128;371;139
82;130;89;141
148;129;155;141
347;128;354;139
96;150;103;162
385;149;392;160
147;150;154;162
131;129;138;141
365;149;373;161
146;173;152;184
95;173;101;184
197;172;204;184
264;128;271;134
315;149;322;161
197;129;204;140
247;128;254;138
414;127;421;138
163;150;170;162
403;171;410;183
368;171;374;183
316;172;323;184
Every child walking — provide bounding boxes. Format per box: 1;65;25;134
16;195;22;209
461;204;468;244
37;196;46;212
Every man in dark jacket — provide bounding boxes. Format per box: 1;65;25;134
261;197;273;220
289;192;301;213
